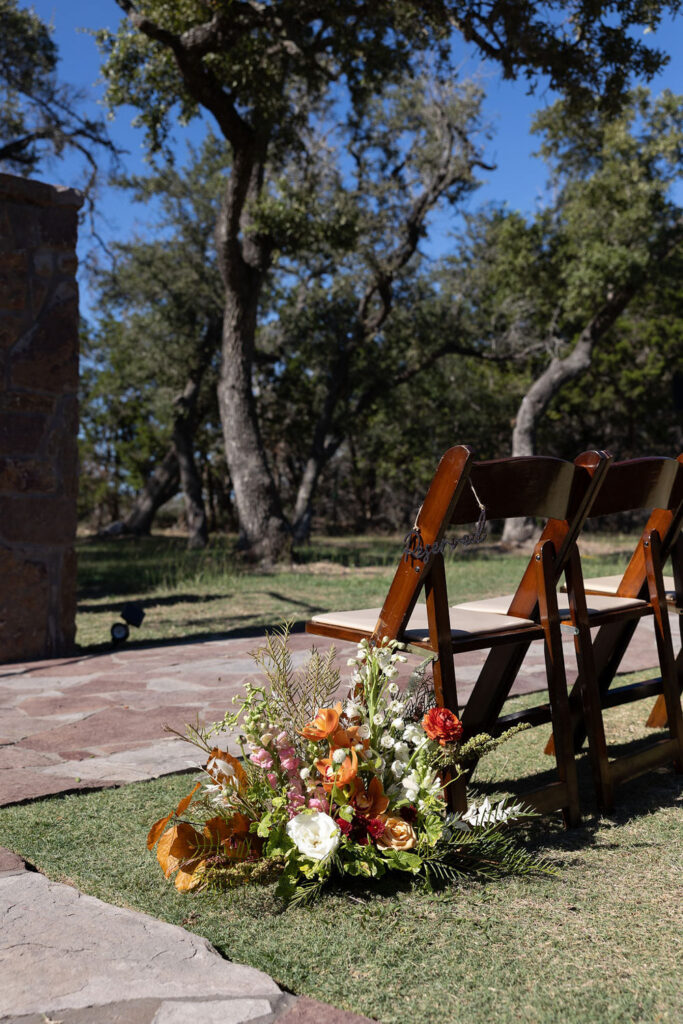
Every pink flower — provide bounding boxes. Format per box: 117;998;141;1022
287;790;306;817
274;731;290;749
280;748;300;772
308;794;329;814
249;747;274;769
266;772;278;789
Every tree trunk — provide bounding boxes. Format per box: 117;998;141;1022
173;403;208;550
215;165;291;564
217;286;290;561
171;323;217;550
502;281;642;544
123;448;180;535
291;377;344;543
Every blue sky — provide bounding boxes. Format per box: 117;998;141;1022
26;2;683;312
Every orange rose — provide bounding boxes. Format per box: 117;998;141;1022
300;702;342;740
422;707;463;746
376;816;417;851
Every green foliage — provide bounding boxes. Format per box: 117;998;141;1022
82;2;683;546
0;0;113;180
80;135;229;523
97;2;681;161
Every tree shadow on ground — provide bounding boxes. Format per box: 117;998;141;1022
471;740;682;859
77;593;233;614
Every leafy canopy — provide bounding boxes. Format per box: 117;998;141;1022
0;0;114;181
99;1;681;159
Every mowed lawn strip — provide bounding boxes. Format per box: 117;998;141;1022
75;533;634;649
1;688;680;1024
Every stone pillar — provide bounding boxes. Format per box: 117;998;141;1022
0;173;83;662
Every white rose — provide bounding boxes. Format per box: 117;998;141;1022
391;717;405;732
391;759;405;779
286;812;340;861
380;734;395;750
357;724;371;740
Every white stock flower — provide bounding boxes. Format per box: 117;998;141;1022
345;701;361;719
380;734;395;750
390;717;405;732
393;741;410;763
299;767;310;780
402;724;423;745
286;812;340;861
401;770;420;803
391;759;406;779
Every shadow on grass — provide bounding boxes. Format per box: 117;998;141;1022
471;737;683;860
73;619;314;656
78;593;232;614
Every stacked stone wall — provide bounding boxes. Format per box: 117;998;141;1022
0;173;83;662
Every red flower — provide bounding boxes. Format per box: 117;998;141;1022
400;804;418;824
422;707;463;746
366;817;386;841
337;814;386;845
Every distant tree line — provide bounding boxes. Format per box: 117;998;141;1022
3;1;683;555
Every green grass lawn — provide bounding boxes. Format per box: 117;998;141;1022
75;531;635;650
1;688;680;1024
4;533;680;1021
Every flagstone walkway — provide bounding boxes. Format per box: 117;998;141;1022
0;618;678;1023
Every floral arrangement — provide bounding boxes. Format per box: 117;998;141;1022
148;628;548;905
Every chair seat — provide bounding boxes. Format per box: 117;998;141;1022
309;604;536;643
570;573;677;603
455;592;647;617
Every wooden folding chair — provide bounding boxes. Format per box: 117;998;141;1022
462;456;683;809
568;454;683;733
554;456;683;809
307;446;611;826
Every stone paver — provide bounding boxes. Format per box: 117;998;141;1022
0;854;374;1024
0;619;676;1024
0;855;287;1022
0;620;674;807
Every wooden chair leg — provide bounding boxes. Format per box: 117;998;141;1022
643;532;683;770
564;546;614;811
536;542;581;827
647;533;683;729
425;554;459;713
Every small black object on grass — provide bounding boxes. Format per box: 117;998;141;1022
111;602;146;644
